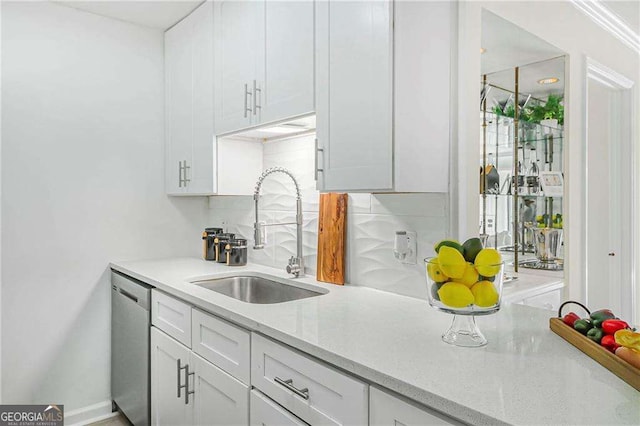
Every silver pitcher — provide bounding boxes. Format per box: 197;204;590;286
531;227;563;262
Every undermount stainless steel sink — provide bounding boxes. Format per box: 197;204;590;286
191;276;325;304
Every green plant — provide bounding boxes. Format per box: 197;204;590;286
527;94;564;125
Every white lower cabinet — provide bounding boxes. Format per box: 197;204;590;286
151;327;249;426
251;333;369;425
370;387;462;426
250;390;307;426
149;291;463;426
151;327;194;426
192;352;249;426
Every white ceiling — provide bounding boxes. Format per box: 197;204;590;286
55;1;203;30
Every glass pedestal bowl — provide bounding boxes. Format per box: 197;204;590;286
425;257;505;347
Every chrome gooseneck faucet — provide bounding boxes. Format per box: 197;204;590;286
253;167;304;277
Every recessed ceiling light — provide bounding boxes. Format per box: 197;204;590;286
538;77;559;85
480;47;486;54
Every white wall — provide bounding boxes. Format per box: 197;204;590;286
456;1;640;322
208;135;449;299
1;1;207;412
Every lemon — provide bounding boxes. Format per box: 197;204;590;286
452;262;479;287
462;237;483;263
471;281;499;307
437;246;467;278
433;239;464;254
474;248;502;277
438;282;475;308
427;260;449;283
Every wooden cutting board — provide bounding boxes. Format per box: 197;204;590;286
316;193;347;285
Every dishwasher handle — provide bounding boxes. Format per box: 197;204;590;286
119;288;139;303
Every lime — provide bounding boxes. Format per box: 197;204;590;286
437;246;467;279
479;274;496;282
474;248;502;277
462;237;483;263
431;282;444;301
471;281;499;307
438;282;475;308
452;262;479;287
427;260;449;283
433;239;463;254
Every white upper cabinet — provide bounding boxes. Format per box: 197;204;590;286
213;0;262;134
165;2;215;195
165;1;262;196
214;0;314;135
261;0;315;123
315;0;454;193
316;0;394;192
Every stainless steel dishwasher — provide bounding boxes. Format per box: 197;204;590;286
111;270;151;425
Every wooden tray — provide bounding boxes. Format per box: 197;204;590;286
550;318;640;391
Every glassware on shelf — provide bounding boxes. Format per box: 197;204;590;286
526;149;542;195
480;153;500;195
425;257;505;347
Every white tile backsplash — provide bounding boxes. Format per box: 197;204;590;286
208;134;449;299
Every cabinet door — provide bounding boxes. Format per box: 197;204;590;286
191;352;249;426
151;327;193;426
250;390;307;426
164;12;193;194
214;0;263;135
393;1;452;192
316;0;393;191
260;0;314;124
370;387;462;426
188;1;215;194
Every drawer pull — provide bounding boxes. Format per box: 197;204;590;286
274;376;309;400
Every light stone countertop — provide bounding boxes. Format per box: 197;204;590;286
110;257;639;426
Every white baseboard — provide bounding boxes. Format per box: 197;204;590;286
65;400;116;426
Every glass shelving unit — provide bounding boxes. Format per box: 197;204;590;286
480;62;565;273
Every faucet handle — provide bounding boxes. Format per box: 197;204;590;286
286;256;301;276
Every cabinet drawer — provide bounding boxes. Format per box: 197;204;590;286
370;387;462;426
250;390;308;426
523;288;562;311
151;290;191;347
251;333;368;425
191;308;251;384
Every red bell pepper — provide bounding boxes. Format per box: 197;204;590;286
602;319;629;335
601;334;620;353
562;311;580;327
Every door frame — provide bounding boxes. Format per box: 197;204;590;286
582;56;636;322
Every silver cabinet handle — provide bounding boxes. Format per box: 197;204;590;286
274;377;309;400
183;160;190;186
314;138;324;181
253;80;261;116
178;161;183;188
244;83;253;118
177;359;187;398
185;364;195;405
